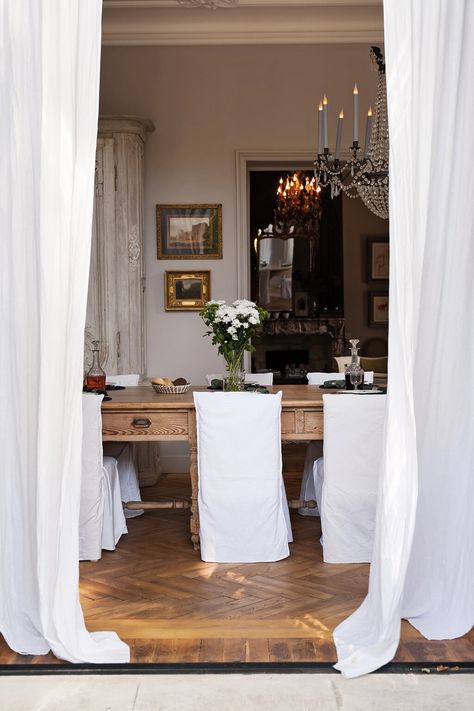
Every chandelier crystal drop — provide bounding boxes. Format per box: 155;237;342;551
177;0;238;9
313;47;389;219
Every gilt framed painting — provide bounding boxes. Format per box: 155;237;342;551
165;271;210;311
156;204;222;259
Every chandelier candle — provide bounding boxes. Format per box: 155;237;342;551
318;101;323;154
335;110;344;160
364;107;373;158
323;95;329;149
353;84;359;143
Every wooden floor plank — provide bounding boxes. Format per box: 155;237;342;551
1;449;472;666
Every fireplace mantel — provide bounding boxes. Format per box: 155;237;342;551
252;317;346;378
255;317;345;356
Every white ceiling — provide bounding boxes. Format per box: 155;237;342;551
102;0;384;46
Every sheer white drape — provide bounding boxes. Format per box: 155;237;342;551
0;1;129;662
334;0;474;677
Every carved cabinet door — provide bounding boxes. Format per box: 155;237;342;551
84;121;147;377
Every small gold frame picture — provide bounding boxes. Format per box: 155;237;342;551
165;271;210;311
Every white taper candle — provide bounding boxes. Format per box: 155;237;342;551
364;106;373;158
335;109;344;159
353;84;359;144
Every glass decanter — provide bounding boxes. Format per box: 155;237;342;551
345;338;364;390
86;340;106;390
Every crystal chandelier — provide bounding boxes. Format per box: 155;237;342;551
177;0;238;8
313;47;389;219
273;171;322;237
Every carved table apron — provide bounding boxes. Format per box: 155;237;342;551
102;385;324;550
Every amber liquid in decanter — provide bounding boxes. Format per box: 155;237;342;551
85;340;106;390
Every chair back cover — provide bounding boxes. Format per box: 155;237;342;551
193;391;290;562
106;374;140;386
245;372;273;385
307;372;342;385
80;393;126;560
321;393;386;563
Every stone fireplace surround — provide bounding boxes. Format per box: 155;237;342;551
252;318;345;383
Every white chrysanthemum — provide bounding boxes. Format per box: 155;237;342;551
233;299;256;309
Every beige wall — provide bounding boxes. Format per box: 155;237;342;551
342;195;388;351
99;43;388;383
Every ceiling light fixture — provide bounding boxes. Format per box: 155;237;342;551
313;47;389;219
273;171;322;237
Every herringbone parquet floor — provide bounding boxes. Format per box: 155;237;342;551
1;446;472;665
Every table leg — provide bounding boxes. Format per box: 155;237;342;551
189;409;200;550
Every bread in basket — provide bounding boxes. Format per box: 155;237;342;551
150;377;191;394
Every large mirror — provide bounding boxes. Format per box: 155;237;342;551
250;169;343;318
257;234;317;315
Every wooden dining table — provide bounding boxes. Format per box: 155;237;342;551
102;384;325;549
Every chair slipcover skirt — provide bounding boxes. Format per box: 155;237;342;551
319;394;386;563
80;394;127;561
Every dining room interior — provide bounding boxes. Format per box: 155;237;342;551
1;0;472;679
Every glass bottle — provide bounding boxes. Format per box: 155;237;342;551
86;340;106;390
345;338;364;390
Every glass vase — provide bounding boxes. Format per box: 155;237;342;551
223;358;245;392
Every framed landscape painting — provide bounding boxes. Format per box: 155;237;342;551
156;204;222;259
369;291;389;326
367;237;389;281
165;271;210;311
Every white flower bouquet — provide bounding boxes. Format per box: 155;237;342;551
200;299;268;389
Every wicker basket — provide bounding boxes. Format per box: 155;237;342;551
151;381;191;395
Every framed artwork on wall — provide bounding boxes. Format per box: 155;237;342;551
367;237;389;281
368;291;389;327
156;204;222;259
165;270;210;311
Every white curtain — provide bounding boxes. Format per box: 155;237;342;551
334;0;474;676
0;1;129;663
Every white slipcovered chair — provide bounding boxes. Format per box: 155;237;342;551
245;372;273;386
205;372;274;386
104;374;143;518
193;391;292;563
80;393;127;561
106;373;141;387
306;393;386;563
307;371;343;385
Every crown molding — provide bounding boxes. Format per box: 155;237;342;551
102;5;384;45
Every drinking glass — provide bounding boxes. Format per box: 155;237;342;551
350;365;364;389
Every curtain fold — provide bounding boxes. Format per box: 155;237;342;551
0;0;129;662
334;0;474;677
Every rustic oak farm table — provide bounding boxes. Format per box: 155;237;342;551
102;385;324;549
